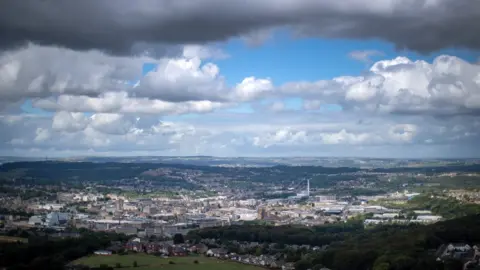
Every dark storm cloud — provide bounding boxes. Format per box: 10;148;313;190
1;0;479;55
295;4;480;53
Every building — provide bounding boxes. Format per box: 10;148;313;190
57;192;75;202
151;213;176;221
257;207;267;220
37;203;65;211
143;206;158;215
145;227;164;237
94;250;112;256
116;226;138;235
324;209;343;215
233;208;257;221
416;215;442;222
192;217;228;228
116;199;124;212
316;195;337;202
44;212;71;227
28;212;71;227
28;215;43;226
190;243;208;254
373;213;399;219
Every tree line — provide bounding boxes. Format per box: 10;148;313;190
0;229;129;270
188;214;480;270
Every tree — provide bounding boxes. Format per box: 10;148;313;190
373;256;390;270
443;258;463;270
373;262;390;270
406;211;417;220
294;259;312;270
391;255;415;270
173;233;185;244
255;246;263;256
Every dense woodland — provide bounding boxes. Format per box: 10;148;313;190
0;229;129;270
188;220;364;247
188;215;480;270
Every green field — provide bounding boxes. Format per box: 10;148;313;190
73;254;264;270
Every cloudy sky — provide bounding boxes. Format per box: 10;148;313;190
1;0;480;158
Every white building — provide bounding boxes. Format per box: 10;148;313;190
237;199;257;207
416;215;442;221
232;208;257;221
347;206;365;213
316;195;337;202
414;210;432;215
36;203;65;211
28;215;43;226
123;203;138;211
373;213;399;219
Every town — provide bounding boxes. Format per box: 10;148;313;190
2;160;480;269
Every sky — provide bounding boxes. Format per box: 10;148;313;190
1;0;480;158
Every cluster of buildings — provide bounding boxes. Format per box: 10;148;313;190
95;236;328;270
28;212;72;228
363;210;443;226
15;188;445;234
447;189;480;203
436;243;480;269
57;192;104;203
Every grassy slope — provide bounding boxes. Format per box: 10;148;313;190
73;254;264;270
0;235;28;243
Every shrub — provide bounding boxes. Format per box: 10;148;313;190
99;264;110;270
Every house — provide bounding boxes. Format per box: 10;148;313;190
94;250;112;256
282;262;295;270
107;242;124;254
206;248;228;257
473;245;480;260
125;241;146;252
50;232;81;239
130;237;145;243
190;243;208;254
170;246;188;256
116;226;138;235
438;243;474;260
270;260;282;268
447;243;471;253
145;242;161;254
159;243;172;255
